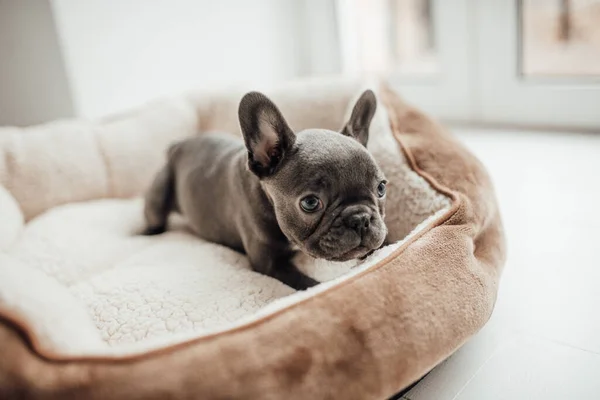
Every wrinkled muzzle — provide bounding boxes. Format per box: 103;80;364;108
305;204;387;262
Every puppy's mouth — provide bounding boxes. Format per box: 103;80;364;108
324;245;372;262
358;248;377;260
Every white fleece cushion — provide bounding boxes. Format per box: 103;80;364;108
3;197;448;355
0;186;23;251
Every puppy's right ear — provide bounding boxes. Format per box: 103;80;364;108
238;92;296;178
341;89;377;147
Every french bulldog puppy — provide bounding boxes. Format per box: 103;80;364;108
143;90;388;290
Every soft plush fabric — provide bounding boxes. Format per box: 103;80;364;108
0;78;505;400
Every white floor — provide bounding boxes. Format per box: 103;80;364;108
404;128;600;400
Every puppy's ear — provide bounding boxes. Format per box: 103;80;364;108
341;89;377;147
238;91;296;178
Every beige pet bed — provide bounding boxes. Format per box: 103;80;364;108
0;78;505;399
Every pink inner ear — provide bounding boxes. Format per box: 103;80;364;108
253;114;280;166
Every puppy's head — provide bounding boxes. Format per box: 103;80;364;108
238;90;387;261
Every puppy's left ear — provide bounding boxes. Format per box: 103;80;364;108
341;89;377;147
239;91;296;178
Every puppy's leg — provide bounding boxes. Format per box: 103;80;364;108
246;243;318;290
271;258;319;291
143;164;175;235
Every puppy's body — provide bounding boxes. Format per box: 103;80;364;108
171;135;276;253
144;91;388;290
149;134;302;283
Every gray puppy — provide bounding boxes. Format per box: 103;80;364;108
143;90;388;290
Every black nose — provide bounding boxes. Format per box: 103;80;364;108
345;212;370;236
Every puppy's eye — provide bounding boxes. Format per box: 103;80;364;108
300;195;322;213
377;181;387;198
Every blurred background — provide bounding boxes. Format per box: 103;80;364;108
2;0;600;128
2;1;600;399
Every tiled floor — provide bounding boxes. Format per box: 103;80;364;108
404;128;600;400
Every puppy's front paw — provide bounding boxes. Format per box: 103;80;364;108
289;275;319;291
141;226;166;236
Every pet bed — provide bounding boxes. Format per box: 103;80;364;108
0;78;505;399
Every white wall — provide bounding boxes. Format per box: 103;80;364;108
0;0;74;126
50;0;305;118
